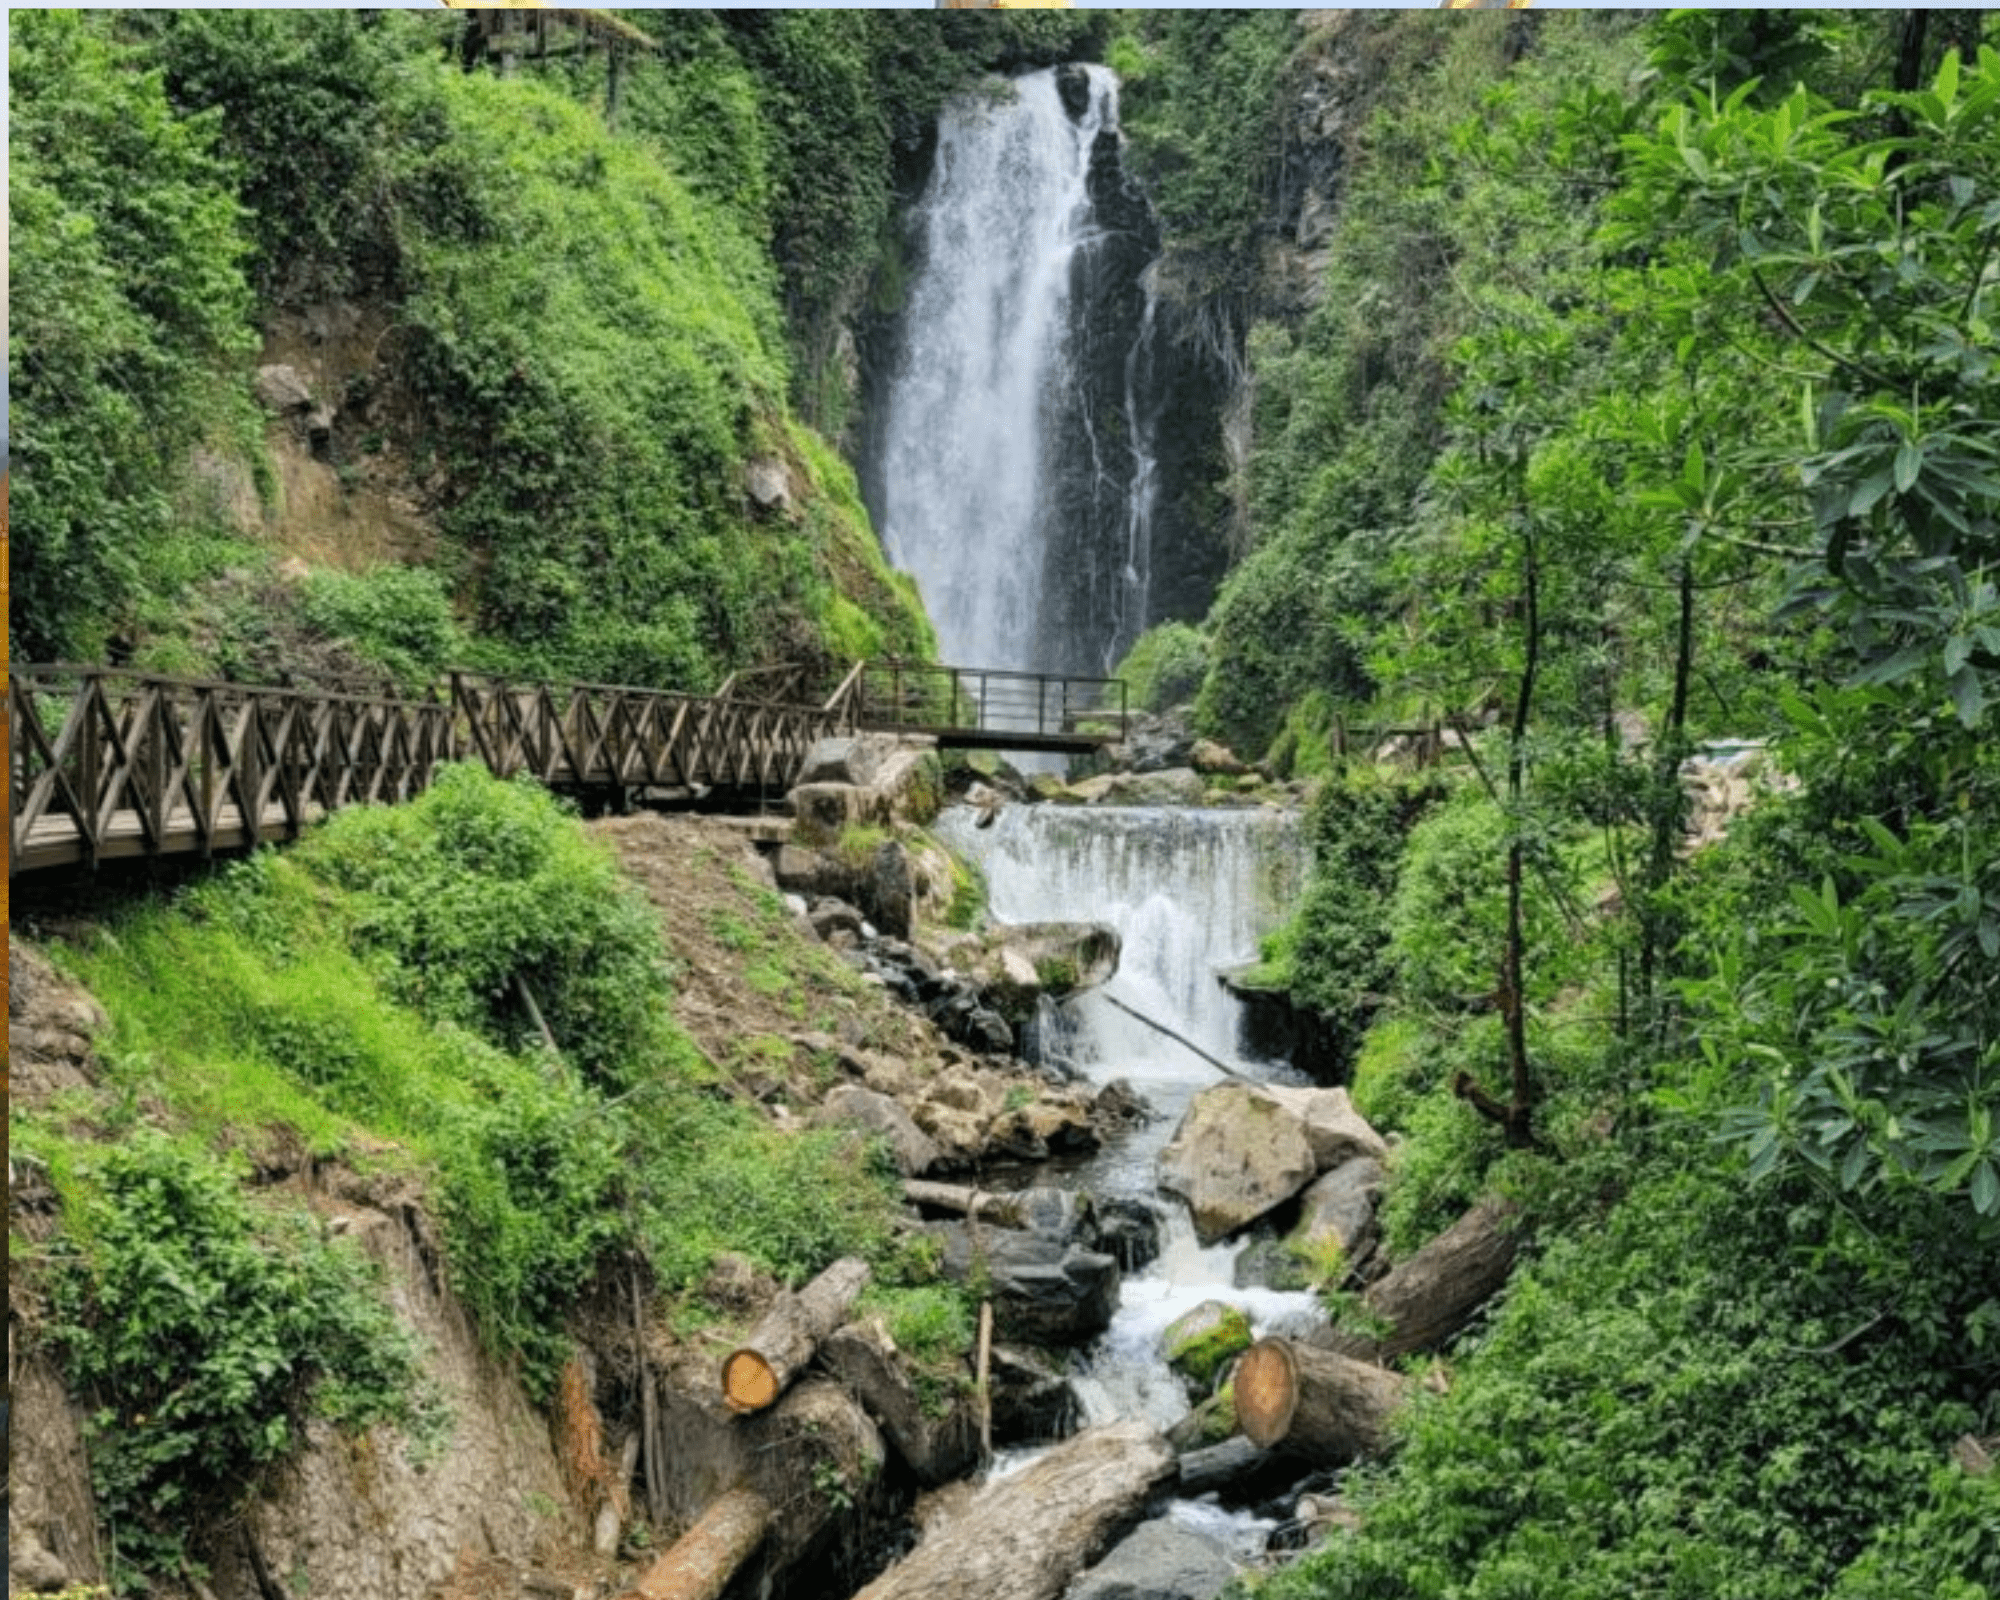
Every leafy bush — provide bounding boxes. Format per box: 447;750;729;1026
42;1131;427;1587
298;564;465;692
299;764;682;1087
1261;1158;1993;1600
1113;621;1209;714
8;10;256;661
1258;768;1441;1054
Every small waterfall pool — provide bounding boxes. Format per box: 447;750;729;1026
937;802;1324;1554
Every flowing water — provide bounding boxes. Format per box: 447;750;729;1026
873;56;1315;1577
939;805;1324;1550
879;66;1162;677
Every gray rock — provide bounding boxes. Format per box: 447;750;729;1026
254;363;314;413
746;456;791;511
1292;1156;1384;1274
1116;767;1207;807
1092;1196;1163;1273
1232;1235;1309;1293
797;735;887;789
814;1085;942;1177
931;1222;1119;1344
1157;1083;1319;1245
1066;1517;1236;1600
1252;1086;1388;1172
808;898;866;941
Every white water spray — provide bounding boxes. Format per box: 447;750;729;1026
880;68;1157;675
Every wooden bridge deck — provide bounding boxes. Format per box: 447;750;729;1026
8;660;1126;876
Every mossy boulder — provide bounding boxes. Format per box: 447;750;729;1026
1166;1381;1240;1451
1161;1300;1254;1392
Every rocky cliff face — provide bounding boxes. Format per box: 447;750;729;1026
8;945;583;1600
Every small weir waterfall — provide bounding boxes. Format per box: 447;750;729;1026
877;66;1165;677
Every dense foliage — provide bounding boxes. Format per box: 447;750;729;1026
8;11;255;662
9;8;972;684
65;770;919;1355
37;1133;430;1588
1111;14;2000;1599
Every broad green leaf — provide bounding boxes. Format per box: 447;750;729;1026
1893;440;1922;493
1970;1160;1999;1217
1949;666;1985;727
1682;440;1706;492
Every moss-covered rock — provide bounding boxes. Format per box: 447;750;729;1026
1160;1299;1254;1392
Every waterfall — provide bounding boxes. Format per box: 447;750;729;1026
939;804;1322;1442
878;67;1160;677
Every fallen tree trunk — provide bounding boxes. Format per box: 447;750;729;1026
850;1420;1175;1600
904;1179;1034;1228
1235;1339;1409;1462
821;1317;978;1487
616;1485;771;1600
1312;1195;1519;1364
722;1257;871;1414
1176;1435;1271;1497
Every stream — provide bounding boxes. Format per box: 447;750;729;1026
868;56;1326;1586
938;803;1328;1562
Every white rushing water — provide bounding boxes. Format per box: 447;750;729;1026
939;805;1325;1442
880;66;1157;675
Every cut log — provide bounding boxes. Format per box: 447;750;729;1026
850;1420;1175;1600
722;1257;870;1414
616;1485;771;1600
1312;1195;1519;1364
820;1318;978;1487
1235;1338;1409;1461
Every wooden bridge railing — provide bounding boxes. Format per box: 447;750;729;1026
9;666;456;875
8;658;1120;876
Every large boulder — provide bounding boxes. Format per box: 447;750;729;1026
1291;1156;1384;1276
814;1086;943;1178
1066;1518;1237;1600
1157;1083;1319;1245
929;1222;1120;1344
1253;1086;1388;1172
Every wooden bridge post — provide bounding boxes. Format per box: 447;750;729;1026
77;676;103;871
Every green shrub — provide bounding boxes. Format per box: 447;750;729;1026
299;764;684;1087
41;1131;428;1589
1262;1160;1993;1600
298;565;465;692
1113;621;1210;714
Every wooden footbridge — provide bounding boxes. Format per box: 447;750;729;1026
6;660;1128;876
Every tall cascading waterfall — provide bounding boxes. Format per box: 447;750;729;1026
938;805;1324;1489
877;66;1164;678
872;57;1312;1563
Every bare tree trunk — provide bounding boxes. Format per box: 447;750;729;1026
616;1487;771;1600
1456;478;1540;1149
1312;1196;1521;1364
851;1422;1175;1600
